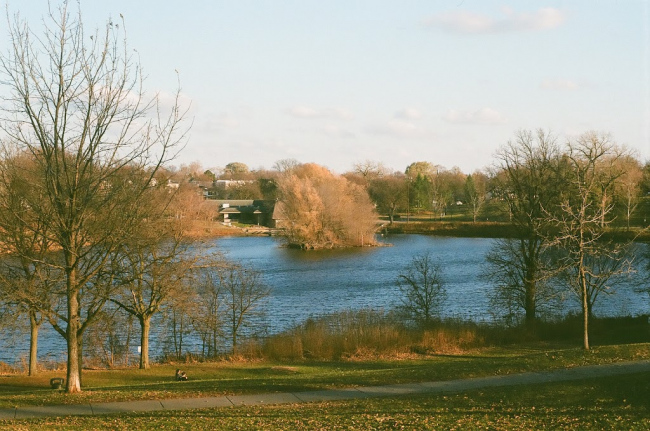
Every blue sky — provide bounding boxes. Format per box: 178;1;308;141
3;1;649;174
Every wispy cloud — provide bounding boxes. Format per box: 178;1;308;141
286;105;354;121
540;78;579;91
424;7;566;34
442;108;507;125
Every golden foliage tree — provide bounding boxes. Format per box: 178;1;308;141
278;164;378;249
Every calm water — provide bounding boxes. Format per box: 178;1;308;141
1;235;648;365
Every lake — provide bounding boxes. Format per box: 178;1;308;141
1;234;647;365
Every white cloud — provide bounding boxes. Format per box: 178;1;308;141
395;108;422;120
442;108;507;125
424;7;566;34
286;105;354;121
540;79;579;91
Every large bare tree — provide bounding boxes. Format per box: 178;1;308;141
487;129;563;325
547;132;634;350
0;3;187;391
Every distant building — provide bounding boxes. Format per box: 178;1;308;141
207;199;276;227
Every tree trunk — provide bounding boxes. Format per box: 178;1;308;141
28;311;40;376
523;238;538;326
581;269;590;350
139;316;151;369
524;279;536;326
77;335;83;387
66;268;82;393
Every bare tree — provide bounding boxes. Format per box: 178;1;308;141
111;214;193;369
192;269;225;357
353;160;389;184
0;3;187;392
272;158;300;175
368;174;408;224
0;152;59;375
464;171;488;223
216;264;270;355
547;132;634;350
487;129;563;325
397;253;447;326
613;155;643;230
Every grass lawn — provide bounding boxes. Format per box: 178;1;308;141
1;370;648;430
0;343;648;429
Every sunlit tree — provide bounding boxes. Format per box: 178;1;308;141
0;2;187;392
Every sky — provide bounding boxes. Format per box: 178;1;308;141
2;1;649;174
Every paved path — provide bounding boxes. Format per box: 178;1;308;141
1;360;649;420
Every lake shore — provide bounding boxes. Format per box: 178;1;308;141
385;220;650;242
183;219;650;243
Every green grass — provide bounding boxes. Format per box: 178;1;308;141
0;343;648;410
2;369;648;430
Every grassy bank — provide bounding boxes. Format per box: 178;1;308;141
1;312;648;428
1;316;648;409
4;371;648;430
385;220;650;241
0;344;648;408
386;221;521;238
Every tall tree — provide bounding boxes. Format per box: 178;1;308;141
613;155;643;230
0;152;58;376
368;174;408;224
487;129;563;325
464;171;488;223
547;132;634;350
216;264;270;355
0;3;187;392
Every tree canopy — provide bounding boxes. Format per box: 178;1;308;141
278;164;378;249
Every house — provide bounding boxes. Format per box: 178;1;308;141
209;200;276;227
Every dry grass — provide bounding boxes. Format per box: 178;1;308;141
260;310;650;361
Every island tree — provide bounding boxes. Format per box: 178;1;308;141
278;164;378;249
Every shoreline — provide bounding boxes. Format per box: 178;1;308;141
183;220;650;243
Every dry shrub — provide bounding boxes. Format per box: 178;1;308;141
262;334;304;361
263;310;417;360
418;327;483;354
233;339;264;360
0;361;17;374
